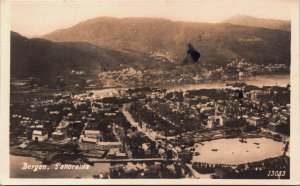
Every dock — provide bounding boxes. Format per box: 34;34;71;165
85;158;176;163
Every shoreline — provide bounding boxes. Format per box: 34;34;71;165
10;74;290;95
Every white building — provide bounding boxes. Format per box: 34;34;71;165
207;115;224;128
97;141;123;151
246;117;263;127
91;106;99;114
83;130;102;138
78;137;98;151
32;130;48;142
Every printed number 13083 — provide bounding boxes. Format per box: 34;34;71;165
267;170;286;177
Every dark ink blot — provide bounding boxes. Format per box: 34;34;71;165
234;89;244;99
234;89;244;104
181;44;201;65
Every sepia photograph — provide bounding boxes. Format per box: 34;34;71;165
1;0;300;184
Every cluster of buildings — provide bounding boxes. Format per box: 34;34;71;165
126;83;290;141
11;92;127;156
207;59;289;80
10;88;173;160
96;59;289;89
11;70;103;92
147;51;177;63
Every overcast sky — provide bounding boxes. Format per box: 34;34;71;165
10;0;295;37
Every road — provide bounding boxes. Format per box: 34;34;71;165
122;104;156;141
112;128;133;158
122;104;198;176
145;104;178;129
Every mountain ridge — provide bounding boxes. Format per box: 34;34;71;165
42;16;290;67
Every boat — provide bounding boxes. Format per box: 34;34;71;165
41;159;52;165
194;152;200;156
232;81;246;87
239;138;247;143
37;151;53;165
83;158;95;166
211;149;218;151
226;81;246;87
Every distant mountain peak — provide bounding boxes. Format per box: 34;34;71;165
228;14;249;19
223;14;291;31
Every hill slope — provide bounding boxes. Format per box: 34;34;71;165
11;31;157;82
223;14;291;31
43;17;291;67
